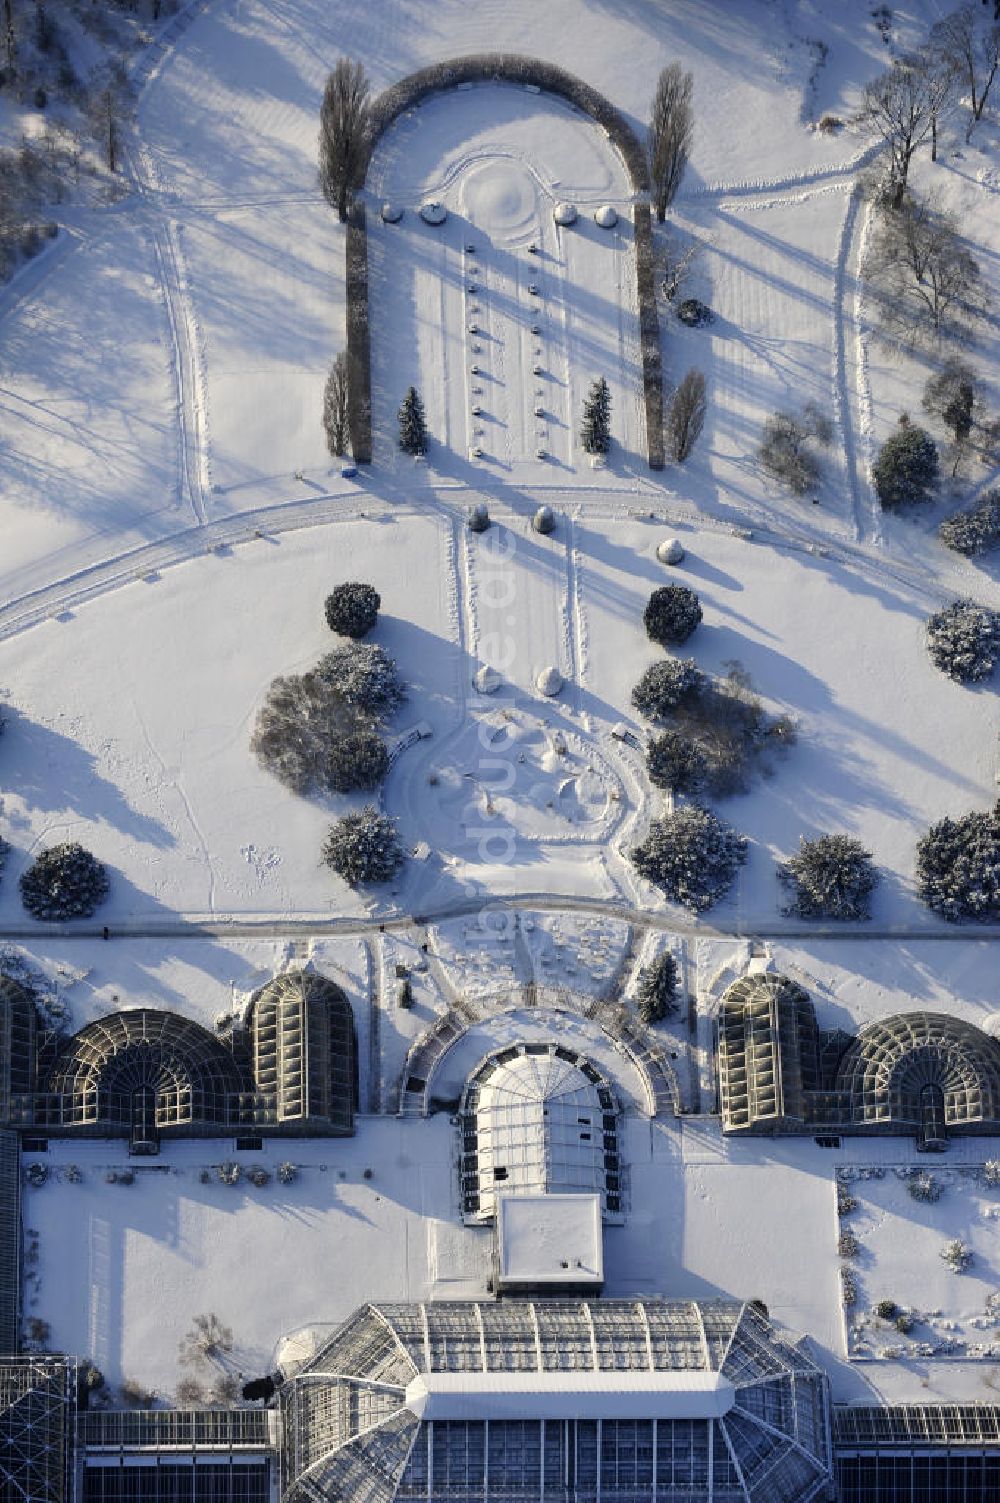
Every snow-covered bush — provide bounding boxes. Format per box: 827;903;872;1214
119;1379;155;1409
397;978;413;1009
251;671;388;797
984;1160;1000;1187
324;727;389;793
778;834;880;920
631;805;747;911
635;951;679;1024
19;843;110;920
925;600;1000;683
467;502;490;532
533;505;555;535
175;1376;207;1407
322;807;404;887
217;1162;241;1186
939;490;1000;557
647;730;706;794
64;1164;82;1184
757;409;824;495
895;1312;915;1335
838;1229;858;1258
875;1299;898;1320
179;1313;233;1366
277;1162;297;1185
247;1166;270;1188
907;1171;942;1203
837;1183;857;1217
872;420;939;509
25;1162;48;1188
631;658;705;721
939;1238;973;1273
916;801;1000;922
0;837;8;886
840;1268;858;1307
324;581;380;639
644;585;703;646
676;298;713;326
316;642;404;719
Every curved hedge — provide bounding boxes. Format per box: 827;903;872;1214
345;55;663;470
357;55;650;192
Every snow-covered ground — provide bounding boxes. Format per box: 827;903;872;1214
1;0;999;1426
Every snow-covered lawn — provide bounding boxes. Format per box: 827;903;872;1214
842;1165;1000;1363
0;506;996;924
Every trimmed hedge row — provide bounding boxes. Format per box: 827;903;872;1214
633;201;664;470
342;55;665;469
357;54;650;193
345;201;372;464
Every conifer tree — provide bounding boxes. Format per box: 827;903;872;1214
398;386;428;456
581;376;611;455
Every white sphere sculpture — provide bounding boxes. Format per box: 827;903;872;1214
553;201;578;226
380;202;403;224
420;199;447;225
475;665;501;694
536;666;563;696
657;538;686;565
595;204;618;229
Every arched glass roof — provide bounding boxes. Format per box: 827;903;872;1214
280;1299;835;1503
459;1042;621;1220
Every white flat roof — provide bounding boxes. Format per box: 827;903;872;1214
405;1371;737;1422
496;1193;603;1284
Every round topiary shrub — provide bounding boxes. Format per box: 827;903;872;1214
324;582;381;639
916;801;1000;922
644;585;703;647
322;806;404;887
635;951;679;1024
631;658;705;721
647;731;707;794
777;834;880;921
872;421;939;510
677;298;713;327
631;805;747;911
20;843;110;920
925;600;1000;684
315;642;405;719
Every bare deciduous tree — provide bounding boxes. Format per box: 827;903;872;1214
931;5;1000;139
870;193;984;345
658;233;702;303
854;53;954;205
666;369;707;463
648;63;693;223
319;58;370;223
86;58;134;173
323;350;349;456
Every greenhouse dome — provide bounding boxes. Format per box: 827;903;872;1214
280;1298;835;1503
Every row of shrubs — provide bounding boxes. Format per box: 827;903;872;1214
632;582;1000;923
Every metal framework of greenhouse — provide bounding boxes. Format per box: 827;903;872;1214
718;972;1000;1144
0;1355;77;1503
280;1299;835;1503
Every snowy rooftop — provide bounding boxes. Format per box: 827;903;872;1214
495;1192;603;1286
404;1369;736;1421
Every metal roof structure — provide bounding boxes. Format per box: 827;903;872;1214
0;1356;77;1503
0;970;357;1143
0;1129;19;1354
718;974;1000;1145
280;1299;835;1503
459;1041;622;1221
